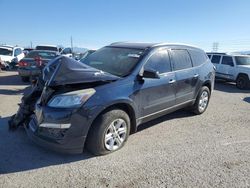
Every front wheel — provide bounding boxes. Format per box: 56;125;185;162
86;109;131;155
192;86;210;115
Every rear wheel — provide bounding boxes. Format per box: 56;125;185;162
192;86;210;115
86;109;130;155
236;75;249;89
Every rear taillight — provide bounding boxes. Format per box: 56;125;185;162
18;61;28;67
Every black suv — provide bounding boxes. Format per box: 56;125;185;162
25;42;215;155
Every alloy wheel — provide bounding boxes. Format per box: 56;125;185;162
104;118;127;151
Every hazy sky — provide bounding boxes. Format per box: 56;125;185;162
0;0;250;52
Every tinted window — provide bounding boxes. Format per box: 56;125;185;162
36;46;58;52
144;50;171;74
211;55;221;64
0;48;13;56
171;49;192;71
189;49;208;67
207;54;211;59
221;56;234;66
26;51;57;59
235;56;250;65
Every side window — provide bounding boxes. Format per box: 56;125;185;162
221;56;234;66
211;55;221;64
189;49;208;67
171;49;192;71
144;50;171;74
14;48;21;56
207;54;211;59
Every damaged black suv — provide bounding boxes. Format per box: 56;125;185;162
12;42;215;155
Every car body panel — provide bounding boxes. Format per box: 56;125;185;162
24;43;215;153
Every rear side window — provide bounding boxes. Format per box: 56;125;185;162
211;55;221;64
189;49;208;67
171;49;192;71
144;50;171;74
221;56;234;66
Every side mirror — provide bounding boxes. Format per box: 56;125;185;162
142;69;160;79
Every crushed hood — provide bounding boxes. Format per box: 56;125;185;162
43;56;119;86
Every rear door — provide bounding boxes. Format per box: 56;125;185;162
135;48;176;118
170;49;197;104
216;56;235;80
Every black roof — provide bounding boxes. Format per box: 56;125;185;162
108;42;201;50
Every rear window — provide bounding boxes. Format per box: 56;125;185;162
235;56;250;65
26;51;57;59
171;49;192;71
36;46;58;52
189;49;208;67
211;55;221;64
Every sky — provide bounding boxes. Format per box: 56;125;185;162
0;0;250;52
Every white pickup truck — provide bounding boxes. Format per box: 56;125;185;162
207;53;250;89
0;45;25;69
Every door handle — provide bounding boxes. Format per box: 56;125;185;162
169;79;176;84
193;74;199;78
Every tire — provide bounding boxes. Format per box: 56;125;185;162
192;86;210;115
85;109;131;155
236;75;249;90
21;76;29;82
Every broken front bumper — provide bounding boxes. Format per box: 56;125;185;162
25;104;92;154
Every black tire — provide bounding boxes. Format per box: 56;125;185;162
85;109;131;155
21;76;29;82
236;75;249;90
192;86;210;115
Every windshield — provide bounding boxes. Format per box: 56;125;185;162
79;51;95;63
26;51;57;59
81;47;144;77
235;56;250;65
0;48;13;56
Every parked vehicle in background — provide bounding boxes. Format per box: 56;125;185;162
18;50;59;82
36;45;73;57
22;42;215;155
208;53;250;89
23;48;34;56
79;50;96;62
0;45;25;69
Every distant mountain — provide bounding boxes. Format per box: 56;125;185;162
72;47;88;54
231;51;250;55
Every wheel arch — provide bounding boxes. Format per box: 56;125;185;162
87;100;138;136
236;73;249;80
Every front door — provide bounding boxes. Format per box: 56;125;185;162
134;49;176;119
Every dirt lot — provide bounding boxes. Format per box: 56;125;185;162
0;70;250;188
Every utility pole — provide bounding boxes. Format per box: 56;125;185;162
212;42;219;52
30;41;33;48
71;36;73;51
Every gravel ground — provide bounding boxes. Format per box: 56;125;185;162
0;71;250;188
